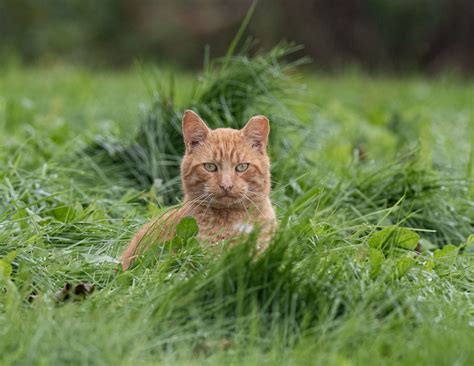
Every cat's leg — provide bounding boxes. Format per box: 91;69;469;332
120;209;180;270
120;222;154;271
255;215;277;253
255;227;275;252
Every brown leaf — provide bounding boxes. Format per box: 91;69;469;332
55;283;95;302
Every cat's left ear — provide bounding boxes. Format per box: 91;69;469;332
182;110;210;151
242;115;270;152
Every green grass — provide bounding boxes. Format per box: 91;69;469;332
0;60;473;365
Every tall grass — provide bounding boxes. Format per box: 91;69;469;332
88;43;308;204
0;56;473;364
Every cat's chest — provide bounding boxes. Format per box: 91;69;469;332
194;210;254;241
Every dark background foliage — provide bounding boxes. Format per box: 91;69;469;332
1;0;473;73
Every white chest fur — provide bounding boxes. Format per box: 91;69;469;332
233;222;254;234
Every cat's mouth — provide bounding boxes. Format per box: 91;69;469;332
214;193;242;206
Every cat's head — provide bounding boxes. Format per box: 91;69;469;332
180;110;271;208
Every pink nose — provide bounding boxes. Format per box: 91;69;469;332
219;182;234;192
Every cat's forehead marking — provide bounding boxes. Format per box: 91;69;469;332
203;128;249;162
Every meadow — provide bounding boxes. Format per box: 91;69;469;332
0;47;473;365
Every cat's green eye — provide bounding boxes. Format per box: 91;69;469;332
204;163;218;172
236;163;249;172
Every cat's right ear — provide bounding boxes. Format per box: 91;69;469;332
182;110;209;151
242;115;269;152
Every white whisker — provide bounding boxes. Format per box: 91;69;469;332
242;193;266;218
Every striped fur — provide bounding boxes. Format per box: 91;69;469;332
120;110;276;270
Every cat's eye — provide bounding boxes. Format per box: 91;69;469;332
204;163;218;172
235;163;249;172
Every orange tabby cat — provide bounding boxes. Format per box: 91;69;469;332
120;110;276;270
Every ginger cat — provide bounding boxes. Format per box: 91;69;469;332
120;110;276;270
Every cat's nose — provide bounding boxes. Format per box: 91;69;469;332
219;182;234;192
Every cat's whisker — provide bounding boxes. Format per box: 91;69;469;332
247;190;267;200
242;193;267;218
181;192;209;208
247;190;275;202
182;193;213;214
247;189;283;208
202;193;216;217
178;194;209;216
238;198;251;221
121;111;276;270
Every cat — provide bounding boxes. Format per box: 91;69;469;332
120;110;276;270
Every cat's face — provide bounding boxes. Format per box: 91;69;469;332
180;110;271;208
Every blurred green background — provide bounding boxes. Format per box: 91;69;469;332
1;0;473;72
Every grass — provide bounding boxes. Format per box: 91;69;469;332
87;43;307;203
0;56;473;365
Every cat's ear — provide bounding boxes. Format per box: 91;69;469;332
242;115;269;151
182;110;210;151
